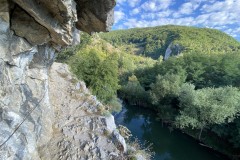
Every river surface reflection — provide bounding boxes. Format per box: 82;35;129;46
114;105;228;160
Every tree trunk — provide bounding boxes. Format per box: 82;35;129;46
198;126;204;141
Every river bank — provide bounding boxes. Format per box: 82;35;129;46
115;105;230;160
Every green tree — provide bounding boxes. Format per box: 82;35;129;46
150;73;184;105
120;75;148;106
68;49;101;85
176;83;240;140
68;48;120;110
90;54;119;102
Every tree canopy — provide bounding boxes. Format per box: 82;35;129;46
100;25;240;59
176;83;240;139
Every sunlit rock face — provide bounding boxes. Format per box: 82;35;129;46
0;0;120;159
164;42;182;60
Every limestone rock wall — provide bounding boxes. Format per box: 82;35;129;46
40;63;126;160
0;0;119;159
164;43;182;60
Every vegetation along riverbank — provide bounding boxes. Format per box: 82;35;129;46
57;25;240;159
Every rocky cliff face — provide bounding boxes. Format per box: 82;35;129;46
164;43;182;60
0;0;125;159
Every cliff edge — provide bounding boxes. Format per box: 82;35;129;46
0;0;127;159
41;62;126;159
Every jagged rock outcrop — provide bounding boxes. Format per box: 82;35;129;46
0;0;119;159
164;43;182;60
11;0;115;46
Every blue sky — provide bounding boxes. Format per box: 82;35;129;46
112;0;240;41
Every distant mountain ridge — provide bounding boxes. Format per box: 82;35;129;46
100;25;240;59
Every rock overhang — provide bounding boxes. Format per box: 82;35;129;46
7;0;116;46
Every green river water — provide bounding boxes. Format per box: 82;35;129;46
115;105;228;160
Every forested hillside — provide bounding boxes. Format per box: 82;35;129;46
100;25;240;59
57;33;156;112
57;25;240;158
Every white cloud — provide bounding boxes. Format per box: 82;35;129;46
128;0;141;7
123;18;144;28
114;11;125;24
172;1;202;18
117;0;127;5
141;1;157;11
131;8;140;15
194;14;209;24
194;11;238;27
117;0;141;7
141;10;173;19
200;0;240;24
141;13;156;19
157;10;173;18
173;0;240;28
141;0;173;12
214;25;228;30
122;16;197;29
189;0;216;3
224;27;240;37
201;0;235;13
178;2;200;15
